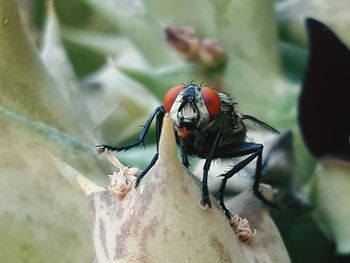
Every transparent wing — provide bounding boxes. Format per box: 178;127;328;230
241;114;279;134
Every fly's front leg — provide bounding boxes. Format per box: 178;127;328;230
95;106;165;153
200;132;222;209
134;108;165;187
95;106;165;188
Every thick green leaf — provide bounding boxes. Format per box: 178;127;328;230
0;107;97;262
41;1;92;134
277;0;350;47
118;63;198;99
82;0;178;66
80;63;159;143
146;0;216;36
0;2;108;261
0;0;79;134
309;160;350;254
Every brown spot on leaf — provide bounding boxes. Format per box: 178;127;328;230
210;235;232;263
181;185;190;195
116;205;124;220
115;219;132;260
88;196;96;226
99;219;109;260
162;225;170;243
141;218;159;246
138;218;159;263
100;190;114;207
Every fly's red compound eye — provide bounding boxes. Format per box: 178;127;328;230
163;85;184;112
201;87;221;116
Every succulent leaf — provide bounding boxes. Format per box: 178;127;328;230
80;116;291;262
309;160;350;254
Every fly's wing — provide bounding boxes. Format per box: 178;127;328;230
241;115;279;134
299;18;350;160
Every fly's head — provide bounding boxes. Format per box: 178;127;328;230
163;84;221;139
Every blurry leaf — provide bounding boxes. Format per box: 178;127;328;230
82;0;178;66
0;106;103;178
299;19;350;159
212;0;281;79
80;63;159;143
146;0;216;36
41;1;92;134
277;0;350;48
280;42;308;81
309;160;350;254
0;150;93;263
53;0;91;27
63;28;146;61
118;63;197;99
273;212;337;263
0;106;101;262
216;0;284;120
63;39;106;77
115;145;158;169
0;3;111;260
0;0;78;134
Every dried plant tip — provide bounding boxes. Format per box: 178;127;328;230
105;150;126;170
76;174;105;196
165;25;200;59
198;39;226;67
229;215;257;243
108;172;134;200
105;151;140;200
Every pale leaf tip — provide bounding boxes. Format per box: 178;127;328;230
76;174;105;196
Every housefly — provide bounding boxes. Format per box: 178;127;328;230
96;83;279;218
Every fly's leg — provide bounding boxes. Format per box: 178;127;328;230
200;132;222;209
250;145;278;209
134;109;164;187
217;178;230;218
95;106;165;152
134;153;159;187
180;146;190;168
95;106;165;188
217;143;277;219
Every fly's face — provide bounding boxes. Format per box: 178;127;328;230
163;84;221;138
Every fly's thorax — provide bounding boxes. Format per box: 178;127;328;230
232;113;246;135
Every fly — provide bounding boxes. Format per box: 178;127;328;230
95;83;279;218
